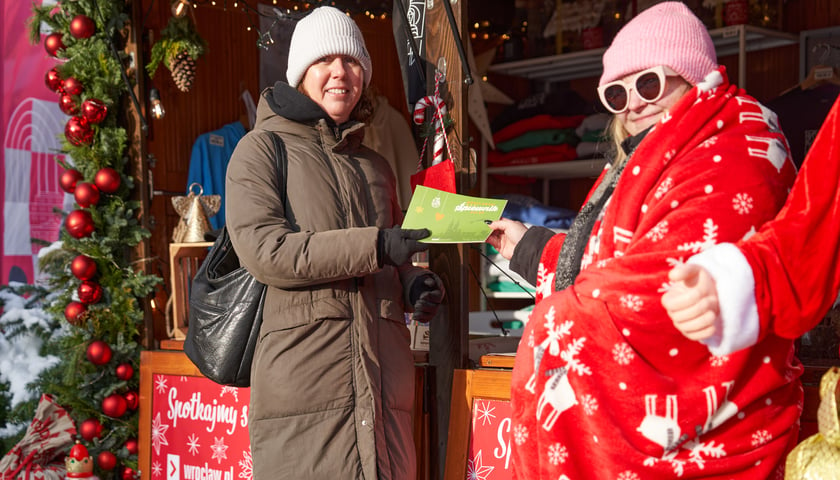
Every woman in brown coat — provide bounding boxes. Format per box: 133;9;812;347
225;7;443;479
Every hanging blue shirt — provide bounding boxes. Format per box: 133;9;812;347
186;121;247;229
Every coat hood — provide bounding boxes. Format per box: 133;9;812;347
254;81;365;146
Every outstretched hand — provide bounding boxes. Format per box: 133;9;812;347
661;263;721;342
485;218;528;261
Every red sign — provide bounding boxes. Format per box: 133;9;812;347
467;399;513;479
149;374;251;480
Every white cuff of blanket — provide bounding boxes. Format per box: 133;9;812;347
688;243;759;356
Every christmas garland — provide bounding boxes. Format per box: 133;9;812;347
23;0;161;477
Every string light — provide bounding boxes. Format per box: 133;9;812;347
149;88;165;120
171;0;191;18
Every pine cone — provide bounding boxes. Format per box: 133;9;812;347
169;51;196;92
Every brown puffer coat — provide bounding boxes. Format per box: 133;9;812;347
225;82;428;479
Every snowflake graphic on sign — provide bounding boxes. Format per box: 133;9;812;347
467;450;494;480
211;436;229;464
154;375;169;394
187;433;201;455
238;448;253;480
151;460;162;477
151;412;169;455
474;400;497;426
221;385;240;402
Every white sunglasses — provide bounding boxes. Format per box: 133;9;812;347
597;65;680;114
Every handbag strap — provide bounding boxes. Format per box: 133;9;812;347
269;133;288;205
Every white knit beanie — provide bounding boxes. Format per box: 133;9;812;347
285;6;372;88
600;1;717;87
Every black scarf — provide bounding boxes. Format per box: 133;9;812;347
554;129;649;291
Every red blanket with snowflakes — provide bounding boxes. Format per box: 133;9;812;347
511;67;801;479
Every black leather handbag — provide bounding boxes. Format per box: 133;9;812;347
184;133;287;387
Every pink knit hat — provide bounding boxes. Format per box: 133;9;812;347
599;1;717;87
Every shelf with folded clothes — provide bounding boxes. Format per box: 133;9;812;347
481;110;612;188
487;24;797;89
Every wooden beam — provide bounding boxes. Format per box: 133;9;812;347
125;0;155;349
423;1;471;478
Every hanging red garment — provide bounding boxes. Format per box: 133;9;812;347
510;68;801;479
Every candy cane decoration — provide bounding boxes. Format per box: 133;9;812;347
412;71;453;168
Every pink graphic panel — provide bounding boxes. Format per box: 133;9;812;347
2;0;70;284
150;374;252;480
468;399;514;479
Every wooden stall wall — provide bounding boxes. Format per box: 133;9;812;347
139;1;409;343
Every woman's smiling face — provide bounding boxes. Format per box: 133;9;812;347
617;74;692;136
300;54;364;124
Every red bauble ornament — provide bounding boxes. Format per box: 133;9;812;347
79;417;103;441
121;466;137;480
44;32;64;57
45;68;63;93
65;116;93;146
78;280;103;304
86;340;112;365
115;363;134;381
94;167;121;193
61;77;84;96
71;255;97;280
102;393;128;418
74;182;100;208
59;94;79;116
65;210;94;238
69;14;96;39
59;169;83;194
81;99;108;124
97;451;117;471
64;301;86;325
125;437;138;455
124;391;138;410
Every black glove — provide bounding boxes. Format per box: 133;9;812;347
377;227;430;267
409;273;445;322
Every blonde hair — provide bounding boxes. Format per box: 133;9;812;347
606;116;631;166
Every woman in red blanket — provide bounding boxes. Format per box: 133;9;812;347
486;2;801;478
662;95;840;356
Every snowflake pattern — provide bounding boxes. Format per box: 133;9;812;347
654;177;674;199
646;220;669;242
467;450;494;480
187;433;201;455
709;355;730;367
238;448;253;480
620;294;643;312
618;471;641;480
221;385;239;402
513;423;529;446
751;429;772;447
548;442;569;465
154;375;168;394
151;412;169;456
732;192;754;215
151;460;162;477
210;437;229;464
678;218;719;253
580;394;599;415
612;342;635;365
700;137;716;148
474;401;497;426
